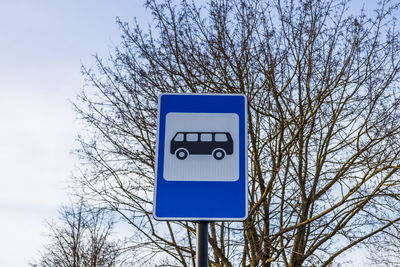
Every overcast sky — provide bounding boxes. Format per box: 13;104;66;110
0;0;393;266
0;1;149;265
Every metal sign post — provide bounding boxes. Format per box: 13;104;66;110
196;222;209;267
153;94;248;265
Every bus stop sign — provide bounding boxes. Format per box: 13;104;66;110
153;94;248;221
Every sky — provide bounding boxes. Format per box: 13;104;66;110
0;1;149;266
0;0;395;266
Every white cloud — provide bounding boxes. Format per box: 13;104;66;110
0;1;150;265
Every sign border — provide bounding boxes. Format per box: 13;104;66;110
153;93;248;221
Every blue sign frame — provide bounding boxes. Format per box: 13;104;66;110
153;94;248;221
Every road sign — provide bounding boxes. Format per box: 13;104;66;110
153;94;248;221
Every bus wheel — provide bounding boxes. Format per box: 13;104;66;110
176;149;188;160
213;149;225;160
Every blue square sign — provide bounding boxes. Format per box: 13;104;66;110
153;94;248;221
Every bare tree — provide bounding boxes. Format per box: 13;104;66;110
31;199;126;267
74;0;400;266
367;222;400;266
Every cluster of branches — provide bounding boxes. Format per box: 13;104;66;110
367;223;400;266
31;199;127;267
74;0;400;266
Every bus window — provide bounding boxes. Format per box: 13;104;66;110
186;133;198;142
174;133;184;141
200;133;212;142
215;133;228;142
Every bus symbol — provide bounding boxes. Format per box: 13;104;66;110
170;132;233;160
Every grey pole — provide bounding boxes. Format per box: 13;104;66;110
196;221;209;267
